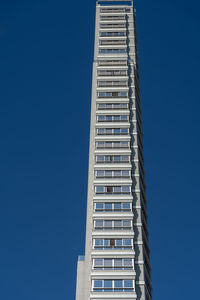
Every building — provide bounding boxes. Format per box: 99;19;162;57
75;1;152;299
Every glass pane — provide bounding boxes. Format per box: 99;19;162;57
104;220;112;228
105;203;112;211
116;239;122;246
104;259;112;267
96;171;104;177
121;128;128;134
114;156;120;162
95;239;103;246
114;259;122;267
123;220;131;227
96;141;104;148
96;186;105;193
104;280;112;288
106;128;112;134
97;128;104;134
94;259;103;266
114;170;121;177
121;115;128;121
105;171;112;177
98;104;106;109
105;142;112;148
114;203;121;210
96;203;104;210
122;155;129;161
124;239;131;246
122;170;129;177
124;259;132;266
124;280;133;288
95;220;103;227
114;280;123;288
104;239;109;246
122;203;131;209
114;128;120;134
107;116;112;121
94;280;103;288
114;220;122;227
113;186;121;193
121;141;128;147
121;103;127;108
114;103;120;109
98;115;105;121
114;142;120;148
96;156;104;162
122;186;130;192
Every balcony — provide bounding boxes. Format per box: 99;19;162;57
97;80;128;87
99;39;127;45
98;60;127;66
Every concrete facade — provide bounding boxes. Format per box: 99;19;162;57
75;1;152;299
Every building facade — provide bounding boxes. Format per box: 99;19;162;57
75;1;152;300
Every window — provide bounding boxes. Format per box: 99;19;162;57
97;80;128;87
96;203;104;210
100;16;126;21
110;239;115;246
97;115;129;122
94;280;102;288
95;186;105;193
94;238;133;249
100;31;126;37
95;170;130;179
107;186;113;193
98;69;127;76
97;102;129;110
96;155;130;163
96;128;129;135
95;202;131;212
99;39;126;45
104;220;112;228
100;8;126;13
98;60;127;66
100;23;126;29
92;279;134;292
93;258;133;270
98;91;128;98
99;48;127;54
94;219;132;230
105;203;112;210
95;185;131;195
114;203;121;210
96;141;129;149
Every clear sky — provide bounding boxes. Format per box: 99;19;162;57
0;0;199;299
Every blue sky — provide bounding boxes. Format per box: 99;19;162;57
0;0;199;299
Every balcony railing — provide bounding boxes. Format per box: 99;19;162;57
100;16;126;21
98;60;127;66
99;40;127;45
100;24;126;29
97;81;128;87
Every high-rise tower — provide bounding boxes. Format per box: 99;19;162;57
75;1;152;300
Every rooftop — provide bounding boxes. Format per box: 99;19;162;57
97;0;133;6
